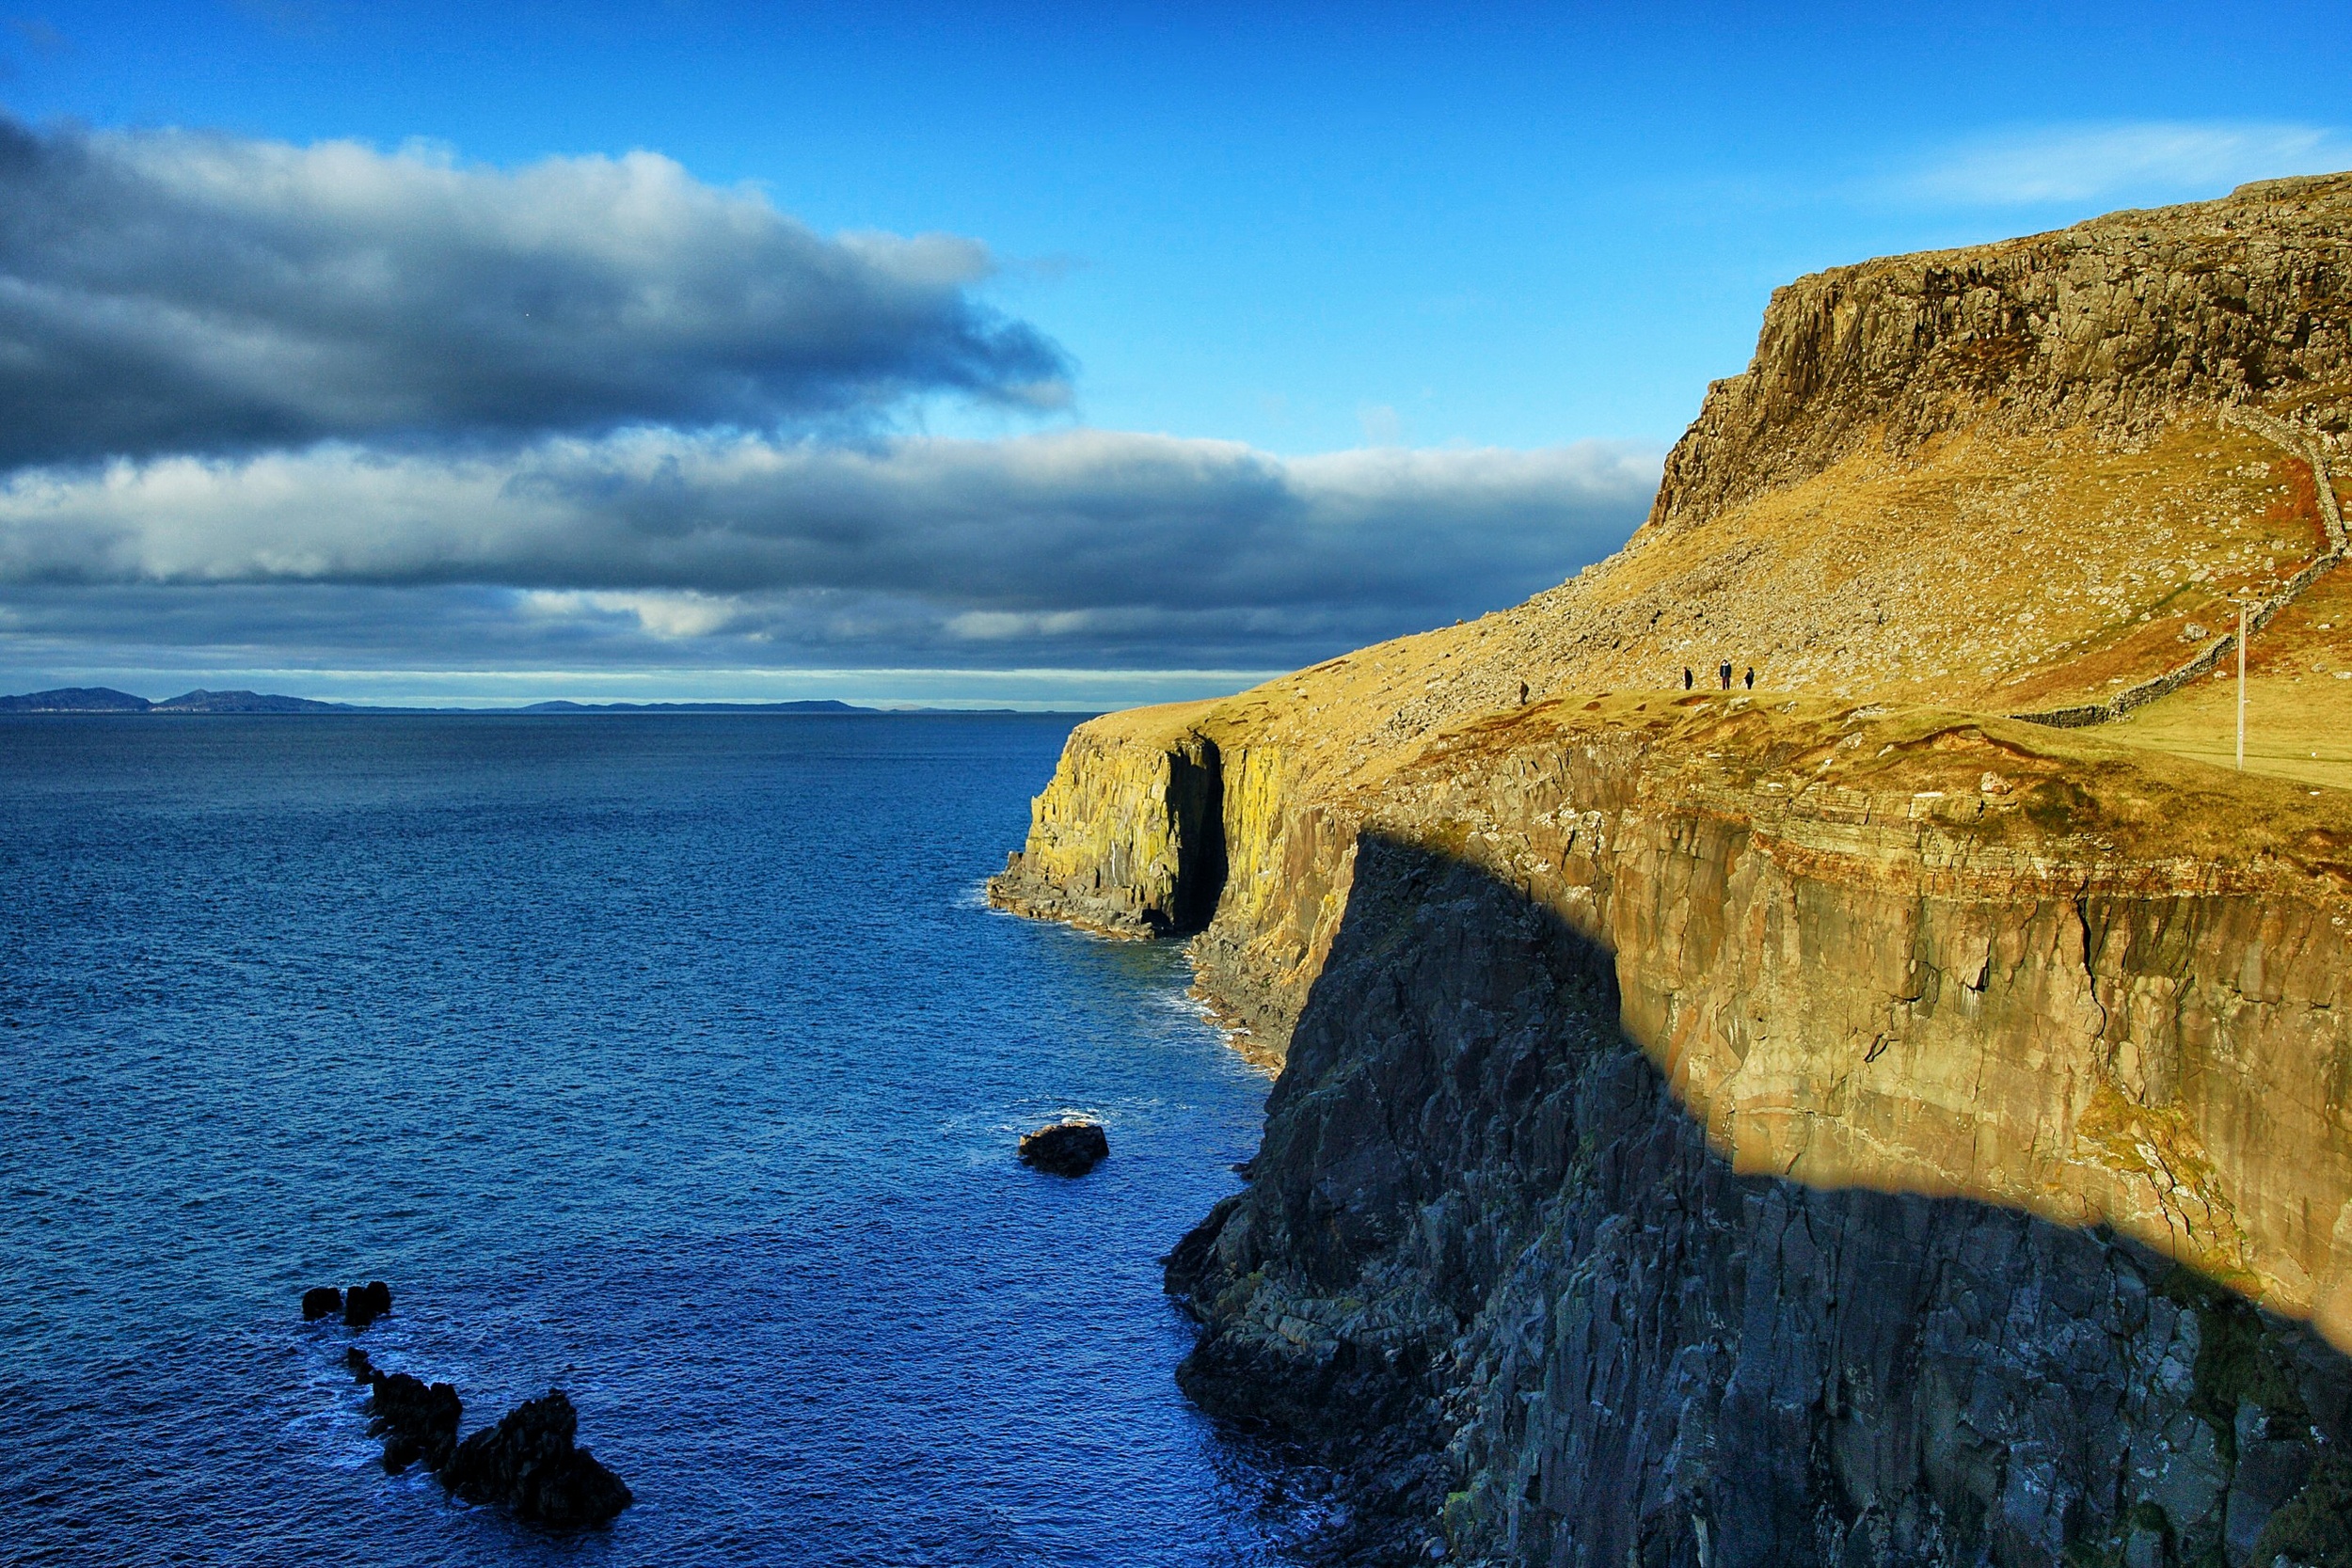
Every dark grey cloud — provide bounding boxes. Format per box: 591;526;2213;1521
0;428;1657;609
0;116;1068;467
0;431;1662;678
0;580;1435;679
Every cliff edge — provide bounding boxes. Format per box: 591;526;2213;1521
993;175;2352;1568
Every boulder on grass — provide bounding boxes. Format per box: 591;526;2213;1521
1019;1119;1109;1177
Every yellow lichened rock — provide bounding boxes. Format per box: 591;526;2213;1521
985;700;1226;938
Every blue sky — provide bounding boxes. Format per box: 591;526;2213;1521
1;1;2346;706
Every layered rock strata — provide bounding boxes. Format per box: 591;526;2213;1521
1117;699;2352;1565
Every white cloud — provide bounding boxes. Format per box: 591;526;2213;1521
1903;121;2352;207
520;590;743;639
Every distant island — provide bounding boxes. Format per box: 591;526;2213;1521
0;687;360;714
0;687;1050;715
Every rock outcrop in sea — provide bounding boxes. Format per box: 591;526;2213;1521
991;174;2352;1566
440;1390;636;1529
1020;1119;1110;1176
342;1348;632;1529
342;1280;392;1328
350;1350;462;1475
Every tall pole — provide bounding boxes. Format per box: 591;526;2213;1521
2237;600;2248;772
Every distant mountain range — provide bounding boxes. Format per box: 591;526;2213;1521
0;687;1036;715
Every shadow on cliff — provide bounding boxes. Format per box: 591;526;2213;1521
1165;833;2352;1568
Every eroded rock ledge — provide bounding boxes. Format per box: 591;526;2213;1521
988;707;1224;938
995;693;2352;1567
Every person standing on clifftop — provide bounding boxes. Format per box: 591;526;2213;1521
1744;667;1755;689
1682;668;1693;690
1718;662;1732;690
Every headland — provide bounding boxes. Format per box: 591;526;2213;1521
992;174;2352;1566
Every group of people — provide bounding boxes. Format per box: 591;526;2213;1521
1683;663;1755;691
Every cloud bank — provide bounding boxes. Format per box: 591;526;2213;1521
0;114;1068;467
0;431;1661;672
0;115;1656;696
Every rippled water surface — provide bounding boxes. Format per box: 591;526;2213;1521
0;715;1307;1566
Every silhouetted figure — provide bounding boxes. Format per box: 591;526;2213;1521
1518;680;1530;705
1718;663;1732;690
1744;667;1755;689
1682;668;1693;690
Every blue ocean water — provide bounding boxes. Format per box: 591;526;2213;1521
0;715;1315;1566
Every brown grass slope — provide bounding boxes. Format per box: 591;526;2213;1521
1146;171;2352;791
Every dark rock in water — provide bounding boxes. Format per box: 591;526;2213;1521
346;1347;458;1473
320;1319;629;1527
441;1390;633;1528
301;1286;342;1321
1018;1119;1108;1176
359;1366;463;1475
342;1280;392;1328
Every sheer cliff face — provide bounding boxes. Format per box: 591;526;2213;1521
989;702;1225;937
1649;173;2352;534
987;176;2352;1567
1172;830;2352;1568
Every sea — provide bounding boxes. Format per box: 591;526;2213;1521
0;714;1323;1566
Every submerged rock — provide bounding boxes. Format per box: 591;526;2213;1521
1019;1119;1108;1176
441;1390;634;1529
342;1280;392;1329
301;1286;342;1322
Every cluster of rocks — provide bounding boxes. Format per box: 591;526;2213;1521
342;1349;633;1530
1018;1119;1108;1176
308;1284;631;1531
303;1281;393;1328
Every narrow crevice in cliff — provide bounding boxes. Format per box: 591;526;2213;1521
1168;736;1228;937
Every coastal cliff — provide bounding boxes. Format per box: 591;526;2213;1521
990;175;2352;1566
989;702;1226;937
